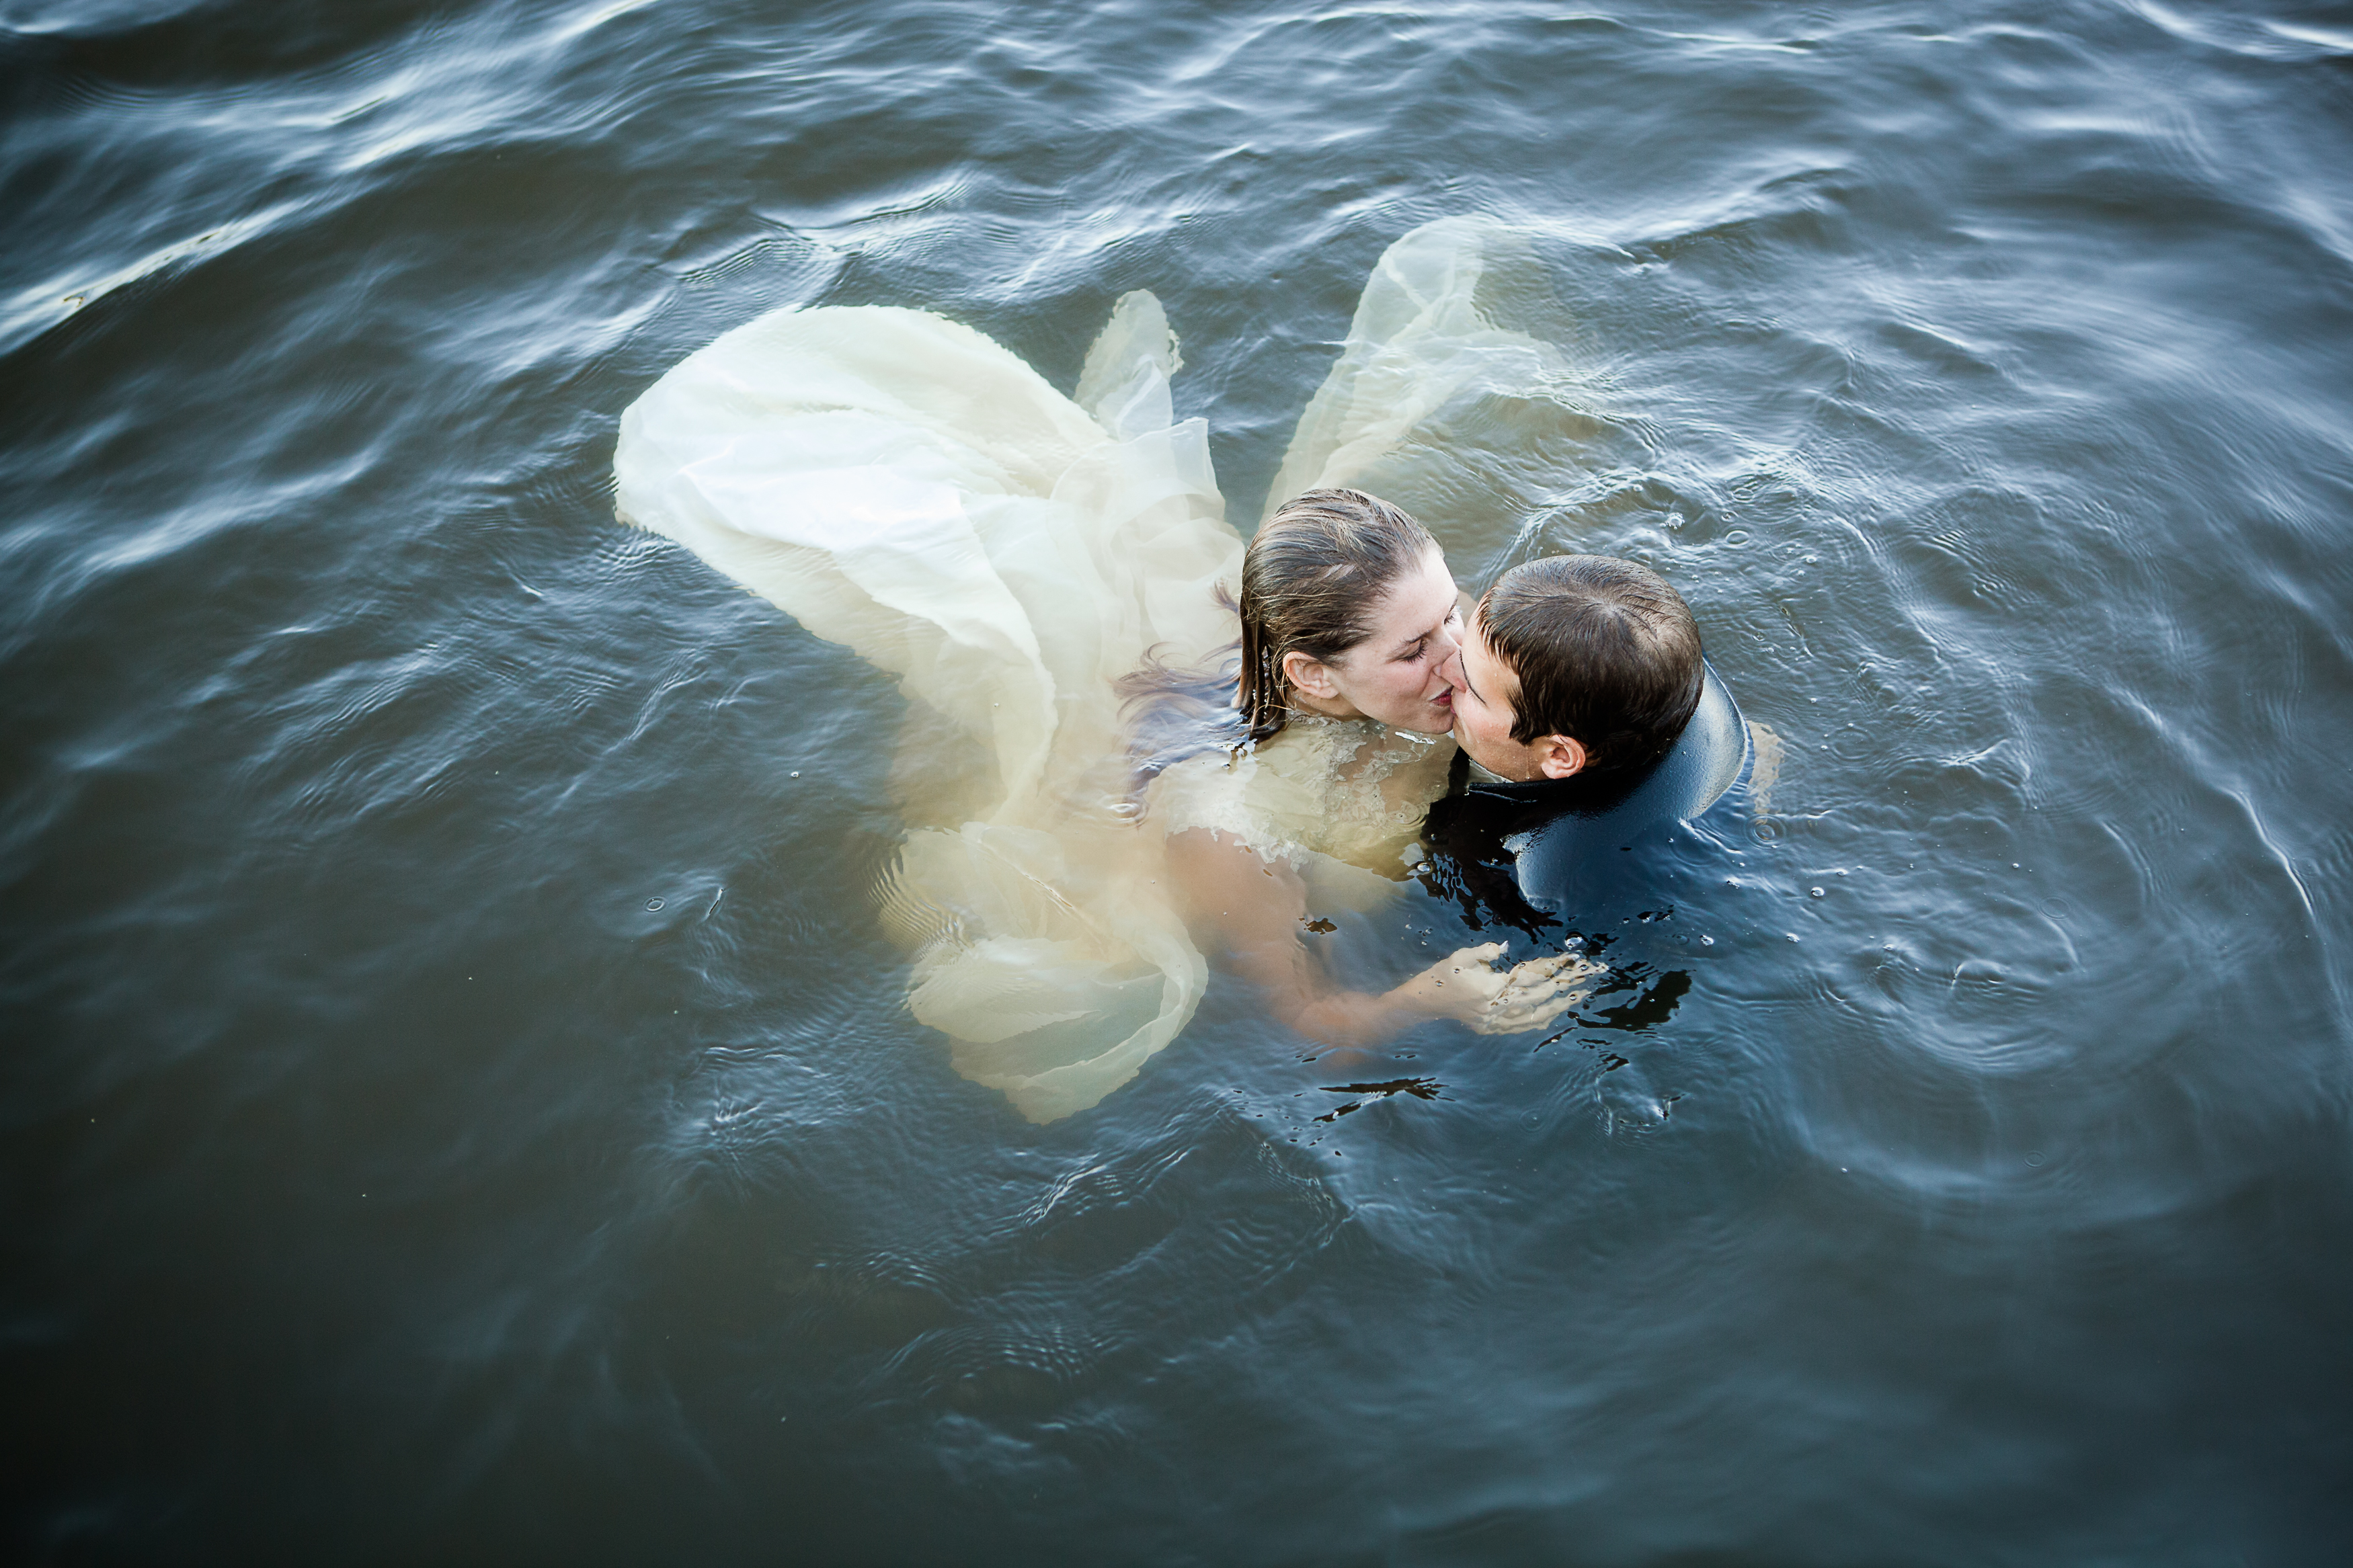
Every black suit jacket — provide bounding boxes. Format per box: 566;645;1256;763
1416;661;1752;942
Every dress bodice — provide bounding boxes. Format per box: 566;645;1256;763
1150;715;1456;884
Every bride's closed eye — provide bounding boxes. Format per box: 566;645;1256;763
1395;608;1462;664
1393;606;1449;663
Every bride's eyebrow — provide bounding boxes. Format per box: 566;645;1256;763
1392;628;1436;658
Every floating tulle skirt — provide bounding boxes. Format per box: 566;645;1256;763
614;218;1581;1121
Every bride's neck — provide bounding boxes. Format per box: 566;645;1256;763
1285;689;1365;723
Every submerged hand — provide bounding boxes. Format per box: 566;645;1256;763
1472;950;1601;1034
1402;943;1599;1035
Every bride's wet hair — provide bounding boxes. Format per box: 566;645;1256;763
1118;488;1437;782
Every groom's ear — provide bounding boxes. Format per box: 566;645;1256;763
1534;735;1587;780
1280;649;1339;700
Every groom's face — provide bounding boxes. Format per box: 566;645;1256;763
1444;611;1585;783
1445;618;1536;778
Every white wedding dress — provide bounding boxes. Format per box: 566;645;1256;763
613;218;1579;1122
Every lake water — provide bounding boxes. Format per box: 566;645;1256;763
7;0;2353;1561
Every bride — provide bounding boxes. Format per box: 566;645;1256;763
614;218;1591;1122
1140;485;1586;1048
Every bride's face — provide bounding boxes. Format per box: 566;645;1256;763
1286;546;1465;734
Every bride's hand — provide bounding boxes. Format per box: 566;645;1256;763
1478;950;1603;1034
1397;943;1599;1035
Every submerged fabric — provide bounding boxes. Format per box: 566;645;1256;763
613;218;1584;1122
1153;716;1456;913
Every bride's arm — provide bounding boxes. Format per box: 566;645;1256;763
1162;827;1585;1049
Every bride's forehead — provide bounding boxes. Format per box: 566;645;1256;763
1372;547;1454;619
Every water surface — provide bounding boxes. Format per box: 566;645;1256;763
5;0;2353;1561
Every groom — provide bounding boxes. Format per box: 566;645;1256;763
1444;554;1705;792
1419;554;1748;936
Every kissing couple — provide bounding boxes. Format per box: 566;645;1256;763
614;219;1746;1122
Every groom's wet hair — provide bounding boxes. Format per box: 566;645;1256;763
1479;555;1704;780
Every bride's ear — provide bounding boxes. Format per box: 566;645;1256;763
1280;649;1339;700
1535;735;1587;780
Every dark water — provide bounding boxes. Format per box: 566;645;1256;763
7;0;2353;1560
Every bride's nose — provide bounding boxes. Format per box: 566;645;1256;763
1436;644;1467;691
